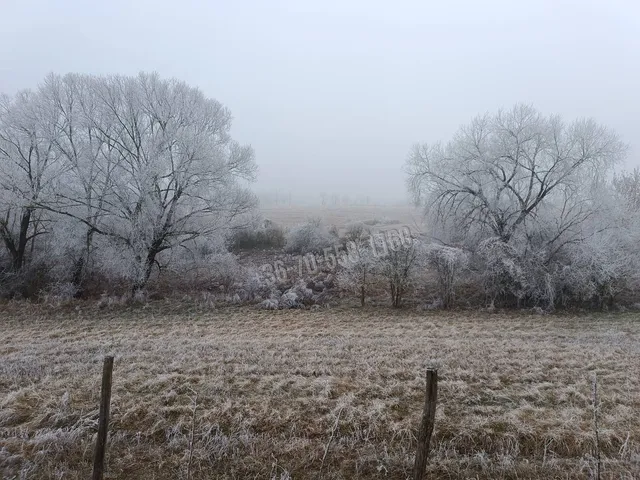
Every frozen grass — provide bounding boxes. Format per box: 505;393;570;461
260;205;421;229
1;302;640;478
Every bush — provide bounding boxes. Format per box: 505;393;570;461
477;237;529;308
149;247;244;296
241;268;280;302
284;218;335;254
362;217;400;226
0;261;53;299
260;298;279;310
343;221;371;244
256;279;328;310
420;243;468;309
38;282;79;304
229;221;285;251
554;233;638;309
206;252;243;292
376;241;419;307
336;244;377;306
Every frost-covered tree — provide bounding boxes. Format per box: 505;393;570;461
34;74;119;285
406;104;630;308
91;73;256;290
0;72;258;296
31;73;257;291
406;104;626;254
614;168;640;212
0;90;61;271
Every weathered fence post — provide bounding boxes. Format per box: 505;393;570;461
413;368;438;480
92;355;114;480
592;373;601;480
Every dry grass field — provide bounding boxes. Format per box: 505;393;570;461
260;205;422;230
1;303;640;479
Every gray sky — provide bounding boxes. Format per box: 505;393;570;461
1;0;638;204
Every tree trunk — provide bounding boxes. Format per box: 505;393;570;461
71;256;85;289
391;282;402;308
71;228;96;294
131;244;161;294
8;208;33;272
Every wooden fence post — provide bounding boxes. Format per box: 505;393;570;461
413;368;438;480
92;355;114;480
592;374;601;480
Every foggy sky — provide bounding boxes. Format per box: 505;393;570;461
1;0;638;204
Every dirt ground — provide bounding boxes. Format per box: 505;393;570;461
1;302;639;479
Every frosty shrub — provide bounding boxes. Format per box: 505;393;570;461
376;241;419;307
260;297;279;310
256;279;326;310
284;218;335;254
556;231;639;309
279;290;299;309
229;221;286;251
336;244;377;306
289;279;316;306
140;239;245;296
205;252;243;292
242;268;279;302
343;221;371;244
421;243;468;309
39;282;79;304
0;260;53;299
477;237;530;307
362;217;399;226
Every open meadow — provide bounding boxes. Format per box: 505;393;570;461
260;205;422;230
1;303;640;479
